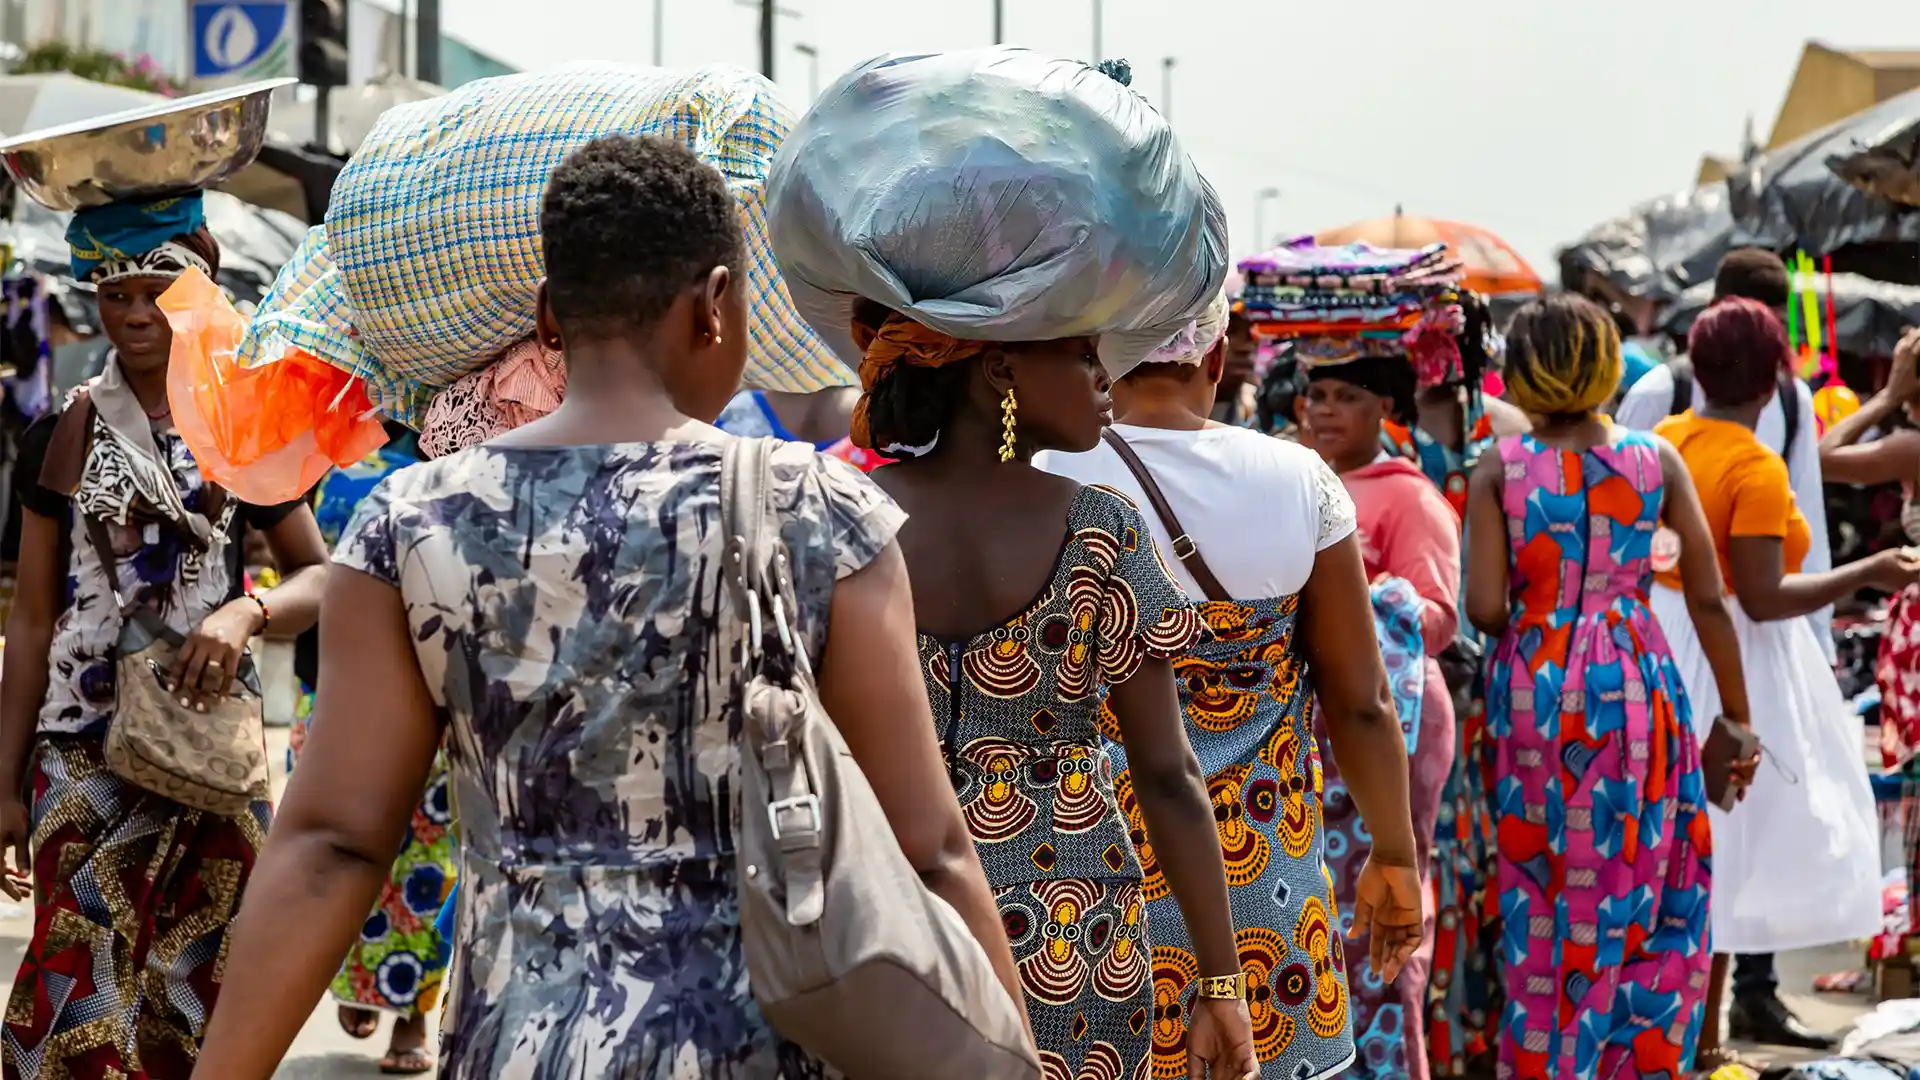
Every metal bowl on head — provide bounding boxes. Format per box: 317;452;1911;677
0;78;295;213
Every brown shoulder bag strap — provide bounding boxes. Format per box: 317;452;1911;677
1099;428;1230;603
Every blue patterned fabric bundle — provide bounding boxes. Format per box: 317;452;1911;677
240;64;852;427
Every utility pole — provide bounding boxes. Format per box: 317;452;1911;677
416;0;441;84
738;0;800;80
1091;0;1102;59
1161;57;1174;121
993;0;1003;44
653;0;664;65
760;0;774;80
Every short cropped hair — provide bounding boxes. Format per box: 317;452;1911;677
1713;248;1791;310
540;134;743;339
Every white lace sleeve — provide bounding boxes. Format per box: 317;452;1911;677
1310;454;1357;551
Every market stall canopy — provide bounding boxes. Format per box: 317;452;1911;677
1658;270;1920;358
1315;213;1542;297
1726;87;1920;256
1558;184;1734;305
1826;86;1920;208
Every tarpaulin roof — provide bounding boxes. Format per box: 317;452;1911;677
1726;87;1920;255
1658;271;1920;357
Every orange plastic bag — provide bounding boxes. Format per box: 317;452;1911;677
162;268;388;505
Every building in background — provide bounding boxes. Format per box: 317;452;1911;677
1697;42;1920;184
8;0;514;91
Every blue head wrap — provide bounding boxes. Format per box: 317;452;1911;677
66;193;210;283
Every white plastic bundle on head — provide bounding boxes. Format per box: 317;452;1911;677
765;46;1228;381
239;63;852;426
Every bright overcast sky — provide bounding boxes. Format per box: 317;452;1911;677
424;0;1913;284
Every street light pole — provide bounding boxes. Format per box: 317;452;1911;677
794;43;820;100
653;0;664;65
1091;0;1102;59
1161;57;1174;121
1253;187;1281;255
416;0;441;85
760;0;774;79
993;0;1003;44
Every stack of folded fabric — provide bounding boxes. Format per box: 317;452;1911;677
1238;235;1467;382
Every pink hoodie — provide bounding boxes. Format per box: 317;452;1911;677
1342;456;1463;661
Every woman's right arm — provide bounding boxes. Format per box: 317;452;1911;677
1655;441;1750;728
816;541;1028;1034
0;509;60;897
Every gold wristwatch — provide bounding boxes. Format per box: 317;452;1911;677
1196;972;1247;1000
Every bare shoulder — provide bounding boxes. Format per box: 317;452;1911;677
1484;396;1532;437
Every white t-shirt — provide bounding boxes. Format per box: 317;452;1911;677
1034;425;1356;600
1614;364;1835;662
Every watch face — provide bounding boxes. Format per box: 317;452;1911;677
1650;526;1680;573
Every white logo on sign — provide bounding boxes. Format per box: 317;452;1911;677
205;6;261;70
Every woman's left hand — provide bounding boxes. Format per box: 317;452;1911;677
170;600;262;709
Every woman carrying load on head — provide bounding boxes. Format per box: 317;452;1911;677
0;193;332;1080
762;48;1426;1080
1036;290;1428;1080
195;132;1023;1080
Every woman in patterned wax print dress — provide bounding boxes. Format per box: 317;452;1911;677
1037;293;1426;1080
1462;294;1753;1080
0;195;332;1080
192;135;1026;1078
1298;353;1460;1080
846;292;1261;1078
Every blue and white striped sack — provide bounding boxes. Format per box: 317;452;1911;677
239;64;852;426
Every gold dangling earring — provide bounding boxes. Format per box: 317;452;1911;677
998;387;1019;463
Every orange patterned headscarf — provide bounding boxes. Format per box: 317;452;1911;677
848;309;989;449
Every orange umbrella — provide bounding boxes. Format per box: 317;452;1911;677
1314;213;1543;296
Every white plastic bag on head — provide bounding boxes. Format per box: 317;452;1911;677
766;47;1228;381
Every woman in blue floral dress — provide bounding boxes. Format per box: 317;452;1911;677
194;136;1023;1078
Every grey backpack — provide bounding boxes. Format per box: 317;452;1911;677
721;437;1040;1080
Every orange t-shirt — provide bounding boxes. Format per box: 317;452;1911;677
1652;412;1809;593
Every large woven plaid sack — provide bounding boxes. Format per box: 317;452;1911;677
240;64;850;426
766;49;1228;381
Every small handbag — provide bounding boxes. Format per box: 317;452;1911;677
721;437;1039;1080
83;515;270;816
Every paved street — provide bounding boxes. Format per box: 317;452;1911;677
0;725;1876;1076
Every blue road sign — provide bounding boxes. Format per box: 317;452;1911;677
190;0;295;82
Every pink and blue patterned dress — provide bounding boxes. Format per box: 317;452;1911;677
1485;430;1711;1080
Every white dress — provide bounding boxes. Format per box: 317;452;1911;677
1649;583;1880;953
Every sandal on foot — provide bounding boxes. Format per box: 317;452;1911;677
337;1006;379;1040
380;1047;435;1075
1694;1046;1762;1080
